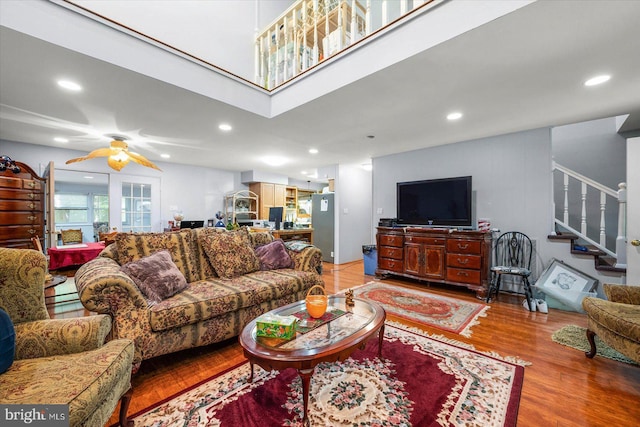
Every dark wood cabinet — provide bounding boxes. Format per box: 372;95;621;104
376;227;492;298
0;162;46;249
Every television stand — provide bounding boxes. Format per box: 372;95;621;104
376;227;492;299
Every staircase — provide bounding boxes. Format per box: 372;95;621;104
548;162;627;275
547;231;625;273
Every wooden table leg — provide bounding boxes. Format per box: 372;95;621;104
298;368;314;426
377;323;385;358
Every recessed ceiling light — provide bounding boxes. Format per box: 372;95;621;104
309;148;318;154
83;175;94;179
262;155;287;166
584;74;611;87
301;171;308;175
57;80;82;91
219;123;232;131
366;135;375;139
54;137;69;143
447;112;463;121
161;153;171;159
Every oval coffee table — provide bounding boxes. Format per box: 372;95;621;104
239;295;385;426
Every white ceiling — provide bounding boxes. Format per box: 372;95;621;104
1;1;639;181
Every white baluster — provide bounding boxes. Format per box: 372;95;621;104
313;0;319;64
284;15;289;81
351;0;357;44
413;0;424;7
303;4;309;70
615;182;627;269
274;25;280;86
599;191;606;247
581;182;587;235
337;0;343;52
382;0;388;26
267;29;273;89
401;0;407;15
324;0;330;59
563;173;569;224
366;0;371;35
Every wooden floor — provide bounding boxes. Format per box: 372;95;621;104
49;261;640;427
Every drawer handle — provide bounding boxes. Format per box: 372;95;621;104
457;243;469;250
29;203;35;209
27;181;36;188
457;258;469;264
28;229;37;235
28;215;36;221
29;193;35;199
457;271;469;276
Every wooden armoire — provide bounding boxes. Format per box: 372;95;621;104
0;161;46;249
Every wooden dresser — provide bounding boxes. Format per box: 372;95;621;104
0;161;46;249
376;227;492;298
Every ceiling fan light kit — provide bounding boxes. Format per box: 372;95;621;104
66;136;161;172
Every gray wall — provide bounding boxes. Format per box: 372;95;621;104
372;126;623;287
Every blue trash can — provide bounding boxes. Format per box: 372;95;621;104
362;245;377;276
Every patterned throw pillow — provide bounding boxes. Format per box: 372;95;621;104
254;239;294;270
248;230;275;248
120;250;188;303
114;230;199;282
199;228;260;279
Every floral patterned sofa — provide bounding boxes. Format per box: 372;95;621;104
75;227;323;371
0;248;134;427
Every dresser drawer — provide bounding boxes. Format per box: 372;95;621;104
379;258;404;273
446;253;481;269
378;234;403;247
446;267;481;285
379;246;403;259
0;188;43;201
446;239;482;254
0;200;42;211
0;176;22;189
0;225;42;240
0;212;43;225
405;235;445;245
22;179;42;191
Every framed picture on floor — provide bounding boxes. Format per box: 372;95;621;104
535;258;598;297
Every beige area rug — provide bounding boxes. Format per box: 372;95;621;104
351;281;489;337
551;325;637;365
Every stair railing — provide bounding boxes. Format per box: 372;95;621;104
552;161;627;266
255;0;440;89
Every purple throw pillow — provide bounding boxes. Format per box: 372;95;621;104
254;239;294;270
120;250;189;303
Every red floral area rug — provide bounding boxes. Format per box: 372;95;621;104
353;282;489;337
128;322;526;427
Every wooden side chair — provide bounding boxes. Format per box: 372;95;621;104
60;229;83;245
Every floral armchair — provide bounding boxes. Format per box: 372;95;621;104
0;248;135;426
582;283;640;364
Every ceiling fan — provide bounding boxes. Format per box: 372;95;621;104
66;135;161;171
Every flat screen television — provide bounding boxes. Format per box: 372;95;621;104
396;176;473;228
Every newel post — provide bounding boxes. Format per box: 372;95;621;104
615;182;627;269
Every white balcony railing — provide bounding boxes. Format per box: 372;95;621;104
255;0;438;89
552;161;627;267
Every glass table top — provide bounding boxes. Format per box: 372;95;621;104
250;296;380;352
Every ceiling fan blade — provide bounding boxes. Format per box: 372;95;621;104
127;151;161;171
65;147;116;164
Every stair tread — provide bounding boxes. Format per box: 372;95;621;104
547;232;578;241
